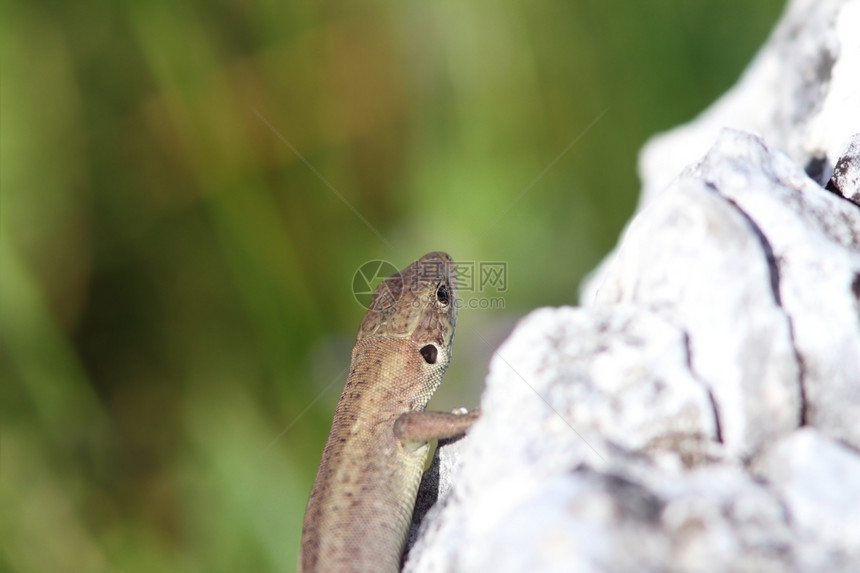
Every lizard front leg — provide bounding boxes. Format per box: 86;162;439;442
394;409;480;452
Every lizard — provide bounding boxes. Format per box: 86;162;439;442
299;251;480;573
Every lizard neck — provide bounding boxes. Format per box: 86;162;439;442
344;337;448;416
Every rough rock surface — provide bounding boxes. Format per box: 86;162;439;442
826;133;860;204
404;0;860;571
635;0;860;204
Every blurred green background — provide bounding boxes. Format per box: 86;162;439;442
1;0;784;570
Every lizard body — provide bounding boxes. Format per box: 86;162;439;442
300;251;478;573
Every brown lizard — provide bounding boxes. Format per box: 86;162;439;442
300;251;479;572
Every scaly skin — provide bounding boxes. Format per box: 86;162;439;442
300;252;478;573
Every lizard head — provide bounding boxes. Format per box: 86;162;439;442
357;251;458;362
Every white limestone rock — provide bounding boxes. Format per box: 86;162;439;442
655;465;795;573
593;143;802;458
583;0;860;307
683;131;860;449
637;0;858;205
405;0;860;570
754;429;860;569
405;306;715;573
827;133;860;204
405;306;798;573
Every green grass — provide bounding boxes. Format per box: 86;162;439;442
1;0;784;569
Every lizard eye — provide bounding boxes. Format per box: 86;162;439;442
419;344;438;364
436;284;450;307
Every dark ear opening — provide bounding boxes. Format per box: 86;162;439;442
419;344;438;364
